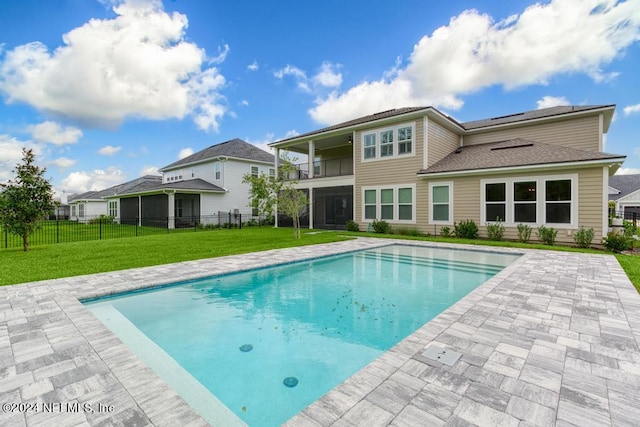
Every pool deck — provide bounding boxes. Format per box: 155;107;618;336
1;238;639;426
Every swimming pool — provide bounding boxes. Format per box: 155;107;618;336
84;244;519;426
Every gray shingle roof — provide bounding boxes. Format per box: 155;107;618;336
274;107;433;144
68;176;163;202
609;174;640;201
418;138;625;175
461;105;615;130
160;138;274;171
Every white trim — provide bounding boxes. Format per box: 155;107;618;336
598;113;604;152
428;181;454;225
423;115;429;169
360;122;416;163
361;184;417;224
603;166;608;240
480;174;578;228
417;157;625;178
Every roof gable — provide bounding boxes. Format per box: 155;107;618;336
160;138;274;171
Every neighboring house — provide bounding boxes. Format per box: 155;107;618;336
269;105;626;244
609;174;640;217
68;175;163;222
100;138;275;227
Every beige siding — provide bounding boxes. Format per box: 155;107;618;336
427;120;459;167
463;116;600;151
354;118;424;225
413;167;606;244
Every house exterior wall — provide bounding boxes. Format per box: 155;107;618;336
69;201;107;221
353;117;424;226
463;115;601;151
427;119;459;167
418;166;606;244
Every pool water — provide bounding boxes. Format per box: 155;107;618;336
84;244;519;426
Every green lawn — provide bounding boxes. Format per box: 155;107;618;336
0;228;351;286
2;228;639;293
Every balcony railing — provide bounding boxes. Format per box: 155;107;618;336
285;157;353;180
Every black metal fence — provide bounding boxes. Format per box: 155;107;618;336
609;208;638;223
1;213;274;250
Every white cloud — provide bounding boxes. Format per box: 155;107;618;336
61;167;125;193
98;145;122;156
50;157;76;169
536;96;570;109
178;148;194;159
623;103;640;116
0;0;227;132
0;135;39;182
312;62;342;88
140;165;161;176
274;65;310;92
27;121;82;145
247;61;258;71
240;100;249;106
616;167;640;175
310;0;640;125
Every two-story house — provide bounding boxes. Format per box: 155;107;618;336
269;105;626;244
70;138;275;227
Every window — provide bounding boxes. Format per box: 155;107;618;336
398;126;412;154
251;166;259;177
362;185;415;223
514;181;536;223
364;190;377;219
380;189;394;219
252;199;259;216
71;205;76;217
269;168;275;178
481;175;575;226
430;183;452;224
214;162;221;180
485;183;506;222
380;130;393;157
361;123;414;161
78;204;85;218
364;133;376;159
545;179;572;224
398;188;413;220
108;201;118;217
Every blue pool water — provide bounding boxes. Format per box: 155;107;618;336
84;244;519;426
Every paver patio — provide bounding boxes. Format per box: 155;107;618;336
1;238;639;426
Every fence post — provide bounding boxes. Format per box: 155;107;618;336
99;218;103;240
239;213;242;229
56;219;60;243
3;228;6;248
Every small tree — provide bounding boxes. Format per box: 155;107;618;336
0;148;56;251
242;152;308;239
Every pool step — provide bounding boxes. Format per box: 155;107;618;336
356;251;505;275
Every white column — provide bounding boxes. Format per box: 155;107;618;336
274;148;279;228
308;187;314;229
167;191;175;229
308;140;315;178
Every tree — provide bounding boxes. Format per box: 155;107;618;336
242;153;308;238
0;148;56;251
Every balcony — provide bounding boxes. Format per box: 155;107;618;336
286;157;353;180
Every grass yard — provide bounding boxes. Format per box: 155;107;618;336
2;227;639;292
0;228;350;286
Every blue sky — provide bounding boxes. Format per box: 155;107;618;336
1;0;639;201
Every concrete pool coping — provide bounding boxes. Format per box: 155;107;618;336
1;238;639;426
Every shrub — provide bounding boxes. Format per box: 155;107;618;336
440;226;453;237
517;224;532;243
454;219;479;239
486;219;505;241
345;220;360;232
573;226;594;248
623;220;637;237
537;225;558;245
372;219;391;234
603;232;633;253
89;215;115;224
395;227;421;236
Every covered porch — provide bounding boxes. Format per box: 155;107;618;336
118;192;202;228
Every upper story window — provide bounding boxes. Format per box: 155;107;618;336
363;134;376;159
214;162;221;180
269;168;275;178
361;123;414;161
251;166;259;177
